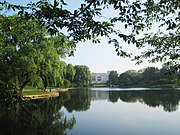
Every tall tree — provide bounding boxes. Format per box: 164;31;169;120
0;0;179;70
118;70;141;86
66;64;76;82
108;70;118;85
0;15;75;92
73;65;92;87
142;67;160;85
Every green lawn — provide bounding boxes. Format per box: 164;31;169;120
23;86;46;96
23;91;46;96
93;83;109;87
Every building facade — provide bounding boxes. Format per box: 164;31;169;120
92;72;109;84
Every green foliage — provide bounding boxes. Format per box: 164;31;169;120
63;79;71;88
142;67;159;85
117;66;180;87
106;65;180;87
66;64;76;82
0;0;179;91
1;0;179;69
0;15;75;92
73;65;92;87
108;70;119;85
118;70;141;86
135;30;180;71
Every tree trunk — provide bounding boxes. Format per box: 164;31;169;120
19;78;31;93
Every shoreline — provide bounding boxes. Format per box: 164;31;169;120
23;86;180;100
23;88;69;100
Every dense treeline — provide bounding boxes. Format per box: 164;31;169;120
1;0;179;71
64;64;92;88
37;63;92;89
109;66;180;87
0;0;179;104
0;15;91;94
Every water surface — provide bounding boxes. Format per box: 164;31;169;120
64;88;180;135
0;88;180;135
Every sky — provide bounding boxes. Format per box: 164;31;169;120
3;0;163;74
63;0;163;73
64;40;162;74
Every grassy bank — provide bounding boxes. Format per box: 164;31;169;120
23;86;47;96
22;86;70;96
23;91;46;96
93;83;109;87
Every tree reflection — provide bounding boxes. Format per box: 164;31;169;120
108;90;180;112
62;89;180;112
109;93;119;102
0;97;75;135
1;89;179;135
63;89;92;112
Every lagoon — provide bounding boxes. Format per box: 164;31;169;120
65;88;180;135
0;88;180;135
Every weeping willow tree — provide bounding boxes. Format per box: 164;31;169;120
0;0;179;71
0;15;76;93
0;0;179;92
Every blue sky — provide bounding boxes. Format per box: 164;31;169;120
64;39;162;74
3;0;162;74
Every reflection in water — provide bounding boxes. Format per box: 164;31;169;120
109;90;180;112
61;89;180;113
92;90;180;112
62;89;91;112
0;97;75;135
66;89;180;135
0;89;180;135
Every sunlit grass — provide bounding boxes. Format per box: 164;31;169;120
23;86;46;96
93;83;109;87
23;91;47;96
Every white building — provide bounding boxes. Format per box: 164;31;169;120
91;72;109;84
